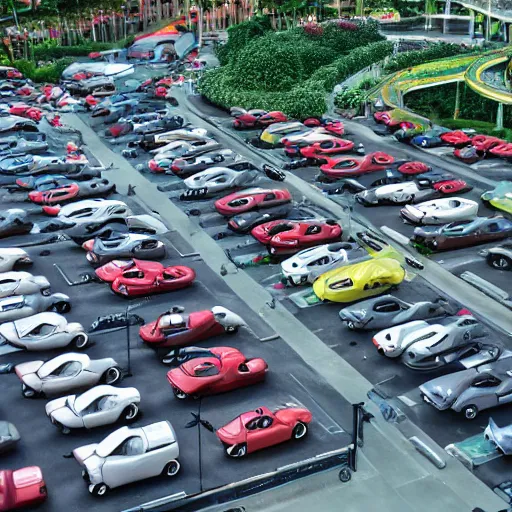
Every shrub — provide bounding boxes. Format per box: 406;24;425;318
303;23;324;37
13;58;74;83
334;87;366;109
32;38;135;61
336;21;358;31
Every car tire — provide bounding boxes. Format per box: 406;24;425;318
163;460;181;477
226;443;247;458
123;404;139;423
173;387;188;400
487;254;512;271
346;321;356;330
225;325;238;335
52;301;71;313
71;334;89;350
82;469;90;483
292;422;308;440
22;384;37;398
462;404;478;420
90;483;109;496
60;424;71;435
339;467;352;482
103;366;122;385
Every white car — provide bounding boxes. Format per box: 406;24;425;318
150;128;209;148
0;248;32;272
400;197;479;225
0;312;88;352
46;385;140;434
183;167;257;194
58;199;133;226
15;353;121;398
74;421;180;496
0;272;50;298
356;182;423;206
281;129;338;146
152;139;220;161
281;242;368;286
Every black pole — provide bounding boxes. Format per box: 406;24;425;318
125;306;132;376
198;398;203;492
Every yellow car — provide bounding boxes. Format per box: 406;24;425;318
260;122;308;145
313;257;405;303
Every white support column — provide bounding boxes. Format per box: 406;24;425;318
443;0;451;34
497;103;504;130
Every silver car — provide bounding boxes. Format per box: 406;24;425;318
0;421;20;453
0;312;88;352
420;353;512;419
484;418;512;455
372;315;486;359
0;272;50;298
484;243;512;271
0;248;32;272
339;295;448;330
46;385;140;434
74;421;180;496
15;353;121;398
0;293;70;323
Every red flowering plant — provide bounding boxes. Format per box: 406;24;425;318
337;21;358;31
303;23;324;36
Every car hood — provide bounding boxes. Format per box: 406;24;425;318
413;226;444;237
217;417;244;441
0;322;17;342
420;368;476;408
45;395;70;416
484;418;512;454
73;443;100;466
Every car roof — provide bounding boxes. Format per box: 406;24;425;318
14;312;64;338
39;353;90;378
74;385;133;412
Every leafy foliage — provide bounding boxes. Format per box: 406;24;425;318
13;57;74;82
334;78;380;109
384;43;476;73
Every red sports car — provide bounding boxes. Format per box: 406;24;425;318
0;466;47;511
233;110;288;130
252;219;342;255
433;179;472;194
396;161;431;175
216;406;312;457
108;260;195;297
28;183;80;205
471;134;504;152
95;259;146;282
439;131;472;147
489;142;512;159
167;346;267;399
454;135;505;164
285;138;354;159
9;104;43;122
140;306;245;348
303;118;344;136
215;188;292;216
320;152;395;178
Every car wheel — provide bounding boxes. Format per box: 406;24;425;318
71;334;88;350
173;387;188;400
60;425;71;435
225;325;239;334
346;321;355;330
421;139;429;148
90;483;109;496
226;443;247;458
82;469;90;483
488;254;512;271
163;460;181;477
104;366;122;385
462;404;478;420
339;467;352;482
123;404;139;422
22;384;36;398
53;301;71;313
292;422;308;440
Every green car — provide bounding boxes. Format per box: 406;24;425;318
481;181;512;214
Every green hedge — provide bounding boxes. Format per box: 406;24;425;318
13;58;74;83
384;43;476;73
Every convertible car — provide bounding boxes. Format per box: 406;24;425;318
313;258;405;303
231;107;288;129
0;466;47;511
281;130;343;153
140;306;245;348
28;178;115;205
484;243;512;271
169;149;241;177
216;406;312;458
372;315;486;361
85;233;166;266
339;295;448;330
0;421;20;454
0;248;32;272
151;137;220;162
488;142;512;159
439;130;472;147
74;421;179;496
481;182;512;215
139;127;209;151
355;179;472;206
259;122;311;146
8;103;43;122
0;293;70;323
215;188;292;216
46;385;140;434
227;204;297;234
0;209;33;238
288;138;355;161
0;272;49;299
401;197;479;225
56;199;132;226
0;154;87;177
319;152;395;179
420;353;512;419
167;347;267;399
252;219;343;256
281;242;369;286
0;312;88;352
109;261;195;297
182;166;259;197
0;133;48;156
411;216;512;252
15;352;121;398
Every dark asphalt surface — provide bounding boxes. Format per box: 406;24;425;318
0;167;351;510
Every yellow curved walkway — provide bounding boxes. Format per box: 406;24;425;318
370;48;512;111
